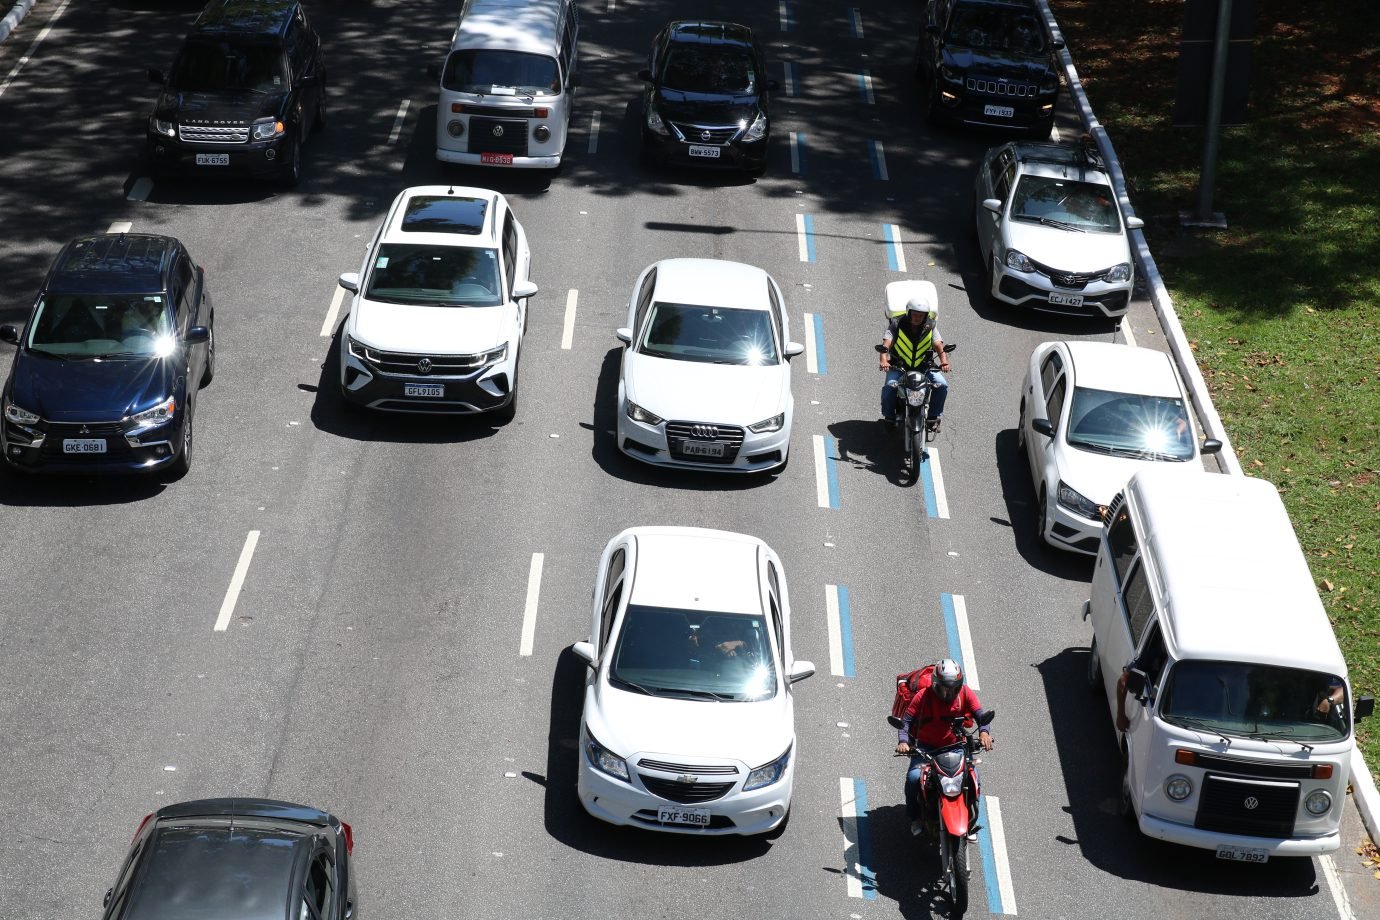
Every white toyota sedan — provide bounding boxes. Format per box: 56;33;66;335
572;527;815;836
1019;341;1221;553
616;259;802;473
336;185;537;416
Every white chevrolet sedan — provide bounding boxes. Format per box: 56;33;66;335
572;527;815;836
1019;341;1221;553
616;259;803;473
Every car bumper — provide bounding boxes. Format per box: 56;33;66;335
339;343;514;414
617;410;789;473
435;148;562;169
577;759;792;837
2;418;186;474
1138;812;1340;856
992;265;1132;318
936;87;1057;130
1043;499;1102;554
643;130;768;171
146;135;291;179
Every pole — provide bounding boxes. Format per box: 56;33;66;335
1196;0;1232;223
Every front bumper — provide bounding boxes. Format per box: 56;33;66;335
991;261;1132;318
1042;498;1102;555
935;84;1056;131
577;756;792;837
2;416;185;474
339;342;514;414
436;148;562;169
617;408;789;473
642;129;768;171
146;134;291;179
1139;812;1340;856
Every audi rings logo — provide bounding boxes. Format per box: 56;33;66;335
492;125;505;137
691;424;719;439
1243;796;1260;810
416;358;433;375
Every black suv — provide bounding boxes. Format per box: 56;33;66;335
639;21;775;175
101;799;357;920
914;0;1063;137
146;0;327;185
0;234;214;477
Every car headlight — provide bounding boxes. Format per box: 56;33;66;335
1164;774;1193;802
1040;73;1059;94
1056;480;1102;519
743;745;791;791
346;335;370;360
742;111;768;143
478;343;508;365
585;730;629;781
626;400;663;426
128;395;176;427
4;400;40;425
1004;248;1034;272
1304;789;1332;816
252;117;286;141
1105;262;1132;283
645;104;668;136
149;116;176;138
748;412;784;433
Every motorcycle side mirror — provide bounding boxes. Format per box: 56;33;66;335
1032;418;1054;437
886;715;904;730
1355;695;1376;721
1124;668;1149;700
976;709;995;727
874;343;886;353
942;343;957;354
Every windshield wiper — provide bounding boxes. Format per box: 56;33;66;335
1038;217;1087;232
609;675;659;697
1168;716;1232;746
671;688;739;702
1066;438;1119;454
1243;727;1315;753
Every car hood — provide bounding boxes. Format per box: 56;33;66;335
156;90;286;124
943;47;1054;82
1055;442;1201;506
1006;220;1131;272
351;298;509;354
589;681;794;769
652;88;761;127
625;351;788;424
8;351;176;423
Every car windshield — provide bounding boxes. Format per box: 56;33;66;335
661;47;756;94
26;294;175;358
1065;387;1194;460
1010;176;1120;232
609;605;778;702
443;50;560;95
946;5;1046;54
169;39;286;94
364;244;503;306
639;302;779;365
1160;661;1351;743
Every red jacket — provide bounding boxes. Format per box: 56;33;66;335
901;685;987;748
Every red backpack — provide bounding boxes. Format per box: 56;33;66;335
887;664;936;728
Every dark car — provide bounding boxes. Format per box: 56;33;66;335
914;0;1064;137
146;0;327;186
639;21;776;175
101;799;357;920
0;234;214;477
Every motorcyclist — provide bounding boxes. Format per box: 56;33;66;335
879;285;951;432
895;658;993;837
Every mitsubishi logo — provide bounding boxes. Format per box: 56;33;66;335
691;424;719;439
492;125;505;137
699;130;712;142
676;774;699;784
416;358;433;375
79;425;90;435
1243;796;1259;810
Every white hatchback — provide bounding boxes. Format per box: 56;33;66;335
572;527;815;836
616;259;802;473
1019;341;1221;553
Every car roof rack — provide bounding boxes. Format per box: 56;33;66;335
1015;139;1106;174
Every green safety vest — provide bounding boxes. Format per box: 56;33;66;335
891;324;934;370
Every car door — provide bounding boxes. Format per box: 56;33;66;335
764;552;790;672
501;210;523;336
1091;502;1145;713
918;0;947;81
170;254;200;402
978;146;1014;263
1123;619;1168;793
1027;346;1065;479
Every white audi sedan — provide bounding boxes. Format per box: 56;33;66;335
1019;341;1221;553
337;185;537;417
616;259;802;472
572;527;815;836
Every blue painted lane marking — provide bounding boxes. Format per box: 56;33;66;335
975;798;1005;913
798;213;817;263
940;593;964;666
853;777;879;899
849;8;863;39
824;434;841;508
790;130;806;175
869;139;889;180
920;449;939;517
857;70;875;104
837;585;856;677
812;312;827;374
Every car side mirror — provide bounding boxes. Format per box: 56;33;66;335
1355;695;1376;721
788;660;815;683
571;641;596;669
185;326;210;344
338;272;360;293
512;280;539;300
0;324;18;345
615;327;633;344
426;62;440;80
1052;38;1066;51
982;198;1002;214
104;888;113;908
784;341;804;358
1125;668;1149;700
147;67;166;85
1032;418;1054;437
1200;438;1223;455
637;68;653;82
1125;216;1145;231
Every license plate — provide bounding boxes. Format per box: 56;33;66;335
404;384;444;398
195;153;229;166
658;807;711;826
480;153;514;165
1048;292;1084;306
688;145;721;158
63;439;107;454
983;105;1015;118
1215;844;1269;863
681;440;726;457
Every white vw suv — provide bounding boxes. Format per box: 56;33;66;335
337;185;537;416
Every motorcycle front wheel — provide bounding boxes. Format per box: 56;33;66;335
900;407;920;485
945;830;970;916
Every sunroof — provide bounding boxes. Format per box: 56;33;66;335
401;196;489;234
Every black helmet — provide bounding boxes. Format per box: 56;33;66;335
933;658;964;702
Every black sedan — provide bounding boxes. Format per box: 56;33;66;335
639;21;776;175
0;234;214;478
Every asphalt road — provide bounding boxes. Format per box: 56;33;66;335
0;1;1365;919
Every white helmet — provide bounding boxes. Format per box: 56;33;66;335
905;287;938;323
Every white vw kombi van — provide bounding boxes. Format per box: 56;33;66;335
1085;468;1373;862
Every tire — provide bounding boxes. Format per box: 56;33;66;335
901;414;920;486
315;81;328;130
1016;399;1026;450
983;252;998;308
166;410;193;479
200;322;215;387
1118;755;1136;823
279;135;302;188
1035;486;1048;544
1086;637;1102;694
946;831;970;916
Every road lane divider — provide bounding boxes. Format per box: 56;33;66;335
214;531;261;632
813;435;840;509
779;1;792;32
560;289;578;349
840;777;878;899
127;178;153;202
107;221;133;234
825;584;855;677
0;0;71;100
940;593;980;691
789;131;805;175
857;70;875;105
803;312;826;375
919;444;949;518
587;110;601;154
883;223;907;273
978;796;1017;914
782;61;798;96
796;213;816;263
868;140;889;181
849;8;863;39
320;284;346;337
519;552;544;656
387;99;410;146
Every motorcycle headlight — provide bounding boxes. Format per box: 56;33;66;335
1164;774;1193;801
742;111;768;143
748;412;784;433
584;730;629;781
150;116;176;138
1105;262;1132;283
252;117;286;141
938;774;965;797
1056;480;1102;519
626;400;663;426
129;395;176;427
906;389;926;407
743;746;791;791
4;400;40;425
1304;789;1332;816
1004;248;1034;273
645;104;668;136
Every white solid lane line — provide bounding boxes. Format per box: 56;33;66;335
560;289;578;350
107;221;133;234
0;0;72;100
320;284;346;337
1321;855;1356;920
214;531;261;632
986;796;1018;915
127;178;154;202
951;594;981;691
812;435;830;508
519;553;544;657
1120;318;1138;348
927;444;949;518
803;312;819;374
387;99;410;146
587;110;601;155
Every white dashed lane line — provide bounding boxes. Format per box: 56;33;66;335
849;8;863;39
107;221;133;234
795;214;815;263
839;777;877;900
883;223;907;273
213;531;261;632
857;70;875;105
782;61;797;97
519;552;544;657
802;312;826;375
320;283;346;337
789;131;804;175
868;140;889;181
387;99;410;146
560;289;578;350
778;1;792;32
586;110;601;154
0;0;73;100
919;442;949;518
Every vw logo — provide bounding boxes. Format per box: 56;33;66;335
691;424;719;439
1243;796;1259;810
676;774;699;785
416;358;433;375
492;125;505;137
699;130;712;142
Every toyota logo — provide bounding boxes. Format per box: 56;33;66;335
1243;796;1259;810
492;125;505;137
699;130;712;142
416;358;433;375
691;425;719;439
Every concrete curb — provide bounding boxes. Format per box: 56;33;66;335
0;0;37;44
1036;0;1380;848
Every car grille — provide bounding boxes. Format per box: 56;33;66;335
468;117;529;156
639;776;736;804
1028;257;1111;290
178;124;249;144
966;77;1037;98
1192;754;1314;780
665;420;745;464
354;345;494;377
638;759;740;775
1194;774;1298;838
670;123;740;145
38;422;135;461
